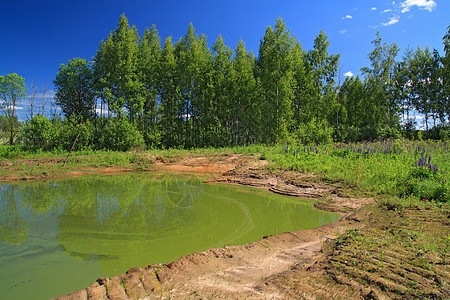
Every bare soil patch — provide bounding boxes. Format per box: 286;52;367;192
0;153;245;182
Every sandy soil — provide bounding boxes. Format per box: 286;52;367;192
54;155;384;300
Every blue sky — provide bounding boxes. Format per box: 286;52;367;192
0;0;449;119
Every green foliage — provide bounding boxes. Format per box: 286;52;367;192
422;124;450;140
256;17;297;143
93;14;141;118
332;125;361;142
295;118;333;145
0;73;26;145
377;126;401;140
102;117;144;151
53;58;95;120
21;115;54;151
51;116;95;151
360;126;379;141
0;145;28;159
103;151;133;165
361;32;400;129
305;30;340;127
13;17;450;152
228;40;258;146
397;165;449;203
264;140;449;204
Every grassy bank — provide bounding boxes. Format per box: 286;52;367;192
0;144;264;180
263;139;449;204
258;139;449;298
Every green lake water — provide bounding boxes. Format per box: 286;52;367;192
0;172;339;299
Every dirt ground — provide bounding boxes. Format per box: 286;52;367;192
21;154;447;300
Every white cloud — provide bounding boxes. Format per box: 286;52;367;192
342;14;352;19
382;16;400;26
4;105;24;110
344;71;354;77
339;29;348;34
371;7;377;10
400;0;436;13
382;9;393;13
26;90;55;99
95;108;108;116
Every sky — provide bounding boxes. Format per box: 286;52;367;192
0;0;449;120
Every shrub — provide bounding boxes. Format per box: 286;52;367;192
360;126;378;141
333;125;361;142
378;126;401;140
397;165;449;203
0;145;27;159
102;117;144;151
423;124;450;141
21;115;54;151
51;116;95;151
296;118;333;145
142;126;161;149
402;120;420;140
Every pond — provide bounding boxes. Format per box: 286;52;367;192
0;172;340;299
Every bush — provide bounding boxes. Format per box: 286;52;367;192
51;116;95;151
360;126;378;141
378;126;401;140
402;120;420;140
296;118;333;145
355;125;401;142
397;166;449;203
142;125;161;149
21;115;55;151
102;117;144;151
333;125;361;142
0;145;27;159
423;124;450;141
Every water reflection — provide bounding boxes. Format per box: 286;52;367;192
0;174;204;245
0;185;29;245
0;173;339;300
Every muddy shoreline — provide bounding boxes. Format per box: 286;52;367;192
52;155;375;299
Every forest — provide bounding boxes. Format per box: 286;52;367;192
1;15;450;152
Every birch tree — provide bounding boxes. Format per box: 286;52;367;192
0;73;26;144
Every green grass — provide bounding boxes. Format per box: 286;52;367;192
262;139;449;203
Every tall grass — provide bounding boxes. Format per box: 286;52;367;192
263;139;449;203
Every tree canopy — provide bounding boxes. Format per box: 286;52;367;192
7;15;450;151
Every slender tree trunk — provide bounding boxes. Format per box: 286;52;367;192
9;106;15;145
63;123;85;166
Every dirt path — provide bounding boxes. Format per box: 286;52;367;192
55;155;378;300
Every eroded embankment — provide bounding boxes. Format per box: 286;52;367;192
54;155;383;300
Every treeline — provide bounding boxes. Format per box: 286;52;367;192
3;15;450;151
52;15;343;149
340;31;450;141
